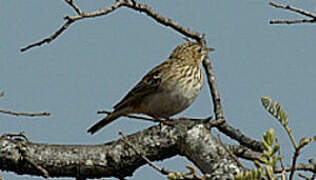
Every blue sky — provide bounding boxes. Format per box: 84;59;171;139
1;0;316;179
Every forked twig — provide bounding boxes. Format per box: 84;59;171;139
64;0;82;15
21;0;202;52
269;1;316;24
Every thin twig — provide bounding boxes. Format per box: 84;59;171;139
22;0;202;52
275;138;286;180
270;19;316;24
217;135;246;170
269;2;316;18
275;164;316;174
269;1;316;25
298;173;312;180
20;19;75;52
119;131;171;175
0;109;50;117
119;131;203;179
185;166;204;180
289;138;314;180
21;0;124;52
289;150;299;180
64;0;82;15
202;57;224;121
120;0;202;41
24;156;50;178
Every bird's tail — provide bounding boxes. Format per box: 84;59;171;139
87;108;128;134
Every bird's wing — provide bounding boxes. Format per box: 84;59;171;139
113;64;167;110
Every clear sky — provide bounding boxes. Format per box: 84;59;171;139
1;0;316;179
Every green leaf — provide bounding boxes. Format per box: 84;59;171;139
271;143;280;156
264;128;275;146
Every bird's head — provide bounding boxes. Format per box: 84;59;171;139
170;41;214;64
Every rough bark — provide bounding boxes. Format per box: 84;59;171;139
0;119;242;179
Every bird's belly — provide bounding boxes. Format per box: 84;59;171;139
140;80;202;118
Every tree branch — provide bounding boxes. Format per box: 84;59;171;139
21;0;124;52
202;56;224;121
274;164;316;174
0;109;50;117
120;0;202;41
269;1;316;24
64;0;82;15
202;55;260;154
216;121;264;152
21;0;203;52
0;119;242;179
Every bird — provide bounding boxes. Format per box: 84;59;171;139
87;40;214;134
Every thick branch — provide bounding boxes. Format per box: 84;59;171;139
178;124;241;179
0;119;242;179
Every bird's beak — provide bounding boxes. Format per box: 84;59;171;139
207;47;215;52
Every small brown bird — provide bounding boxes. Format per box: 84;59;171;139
87;41;214;134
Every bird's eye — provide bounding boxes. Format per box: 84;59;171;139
197;47;202;53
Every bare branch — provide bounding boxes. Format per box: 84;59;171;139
21;0;124;52
20;19;74;52
229;145;262;162
120;0;202;41
0;109;50;117
270;19;316;24
203;57;224;121
298;173;312;180
269;1;316;25
269;1;316;18
217;121;264;152
0;119;241;179
21;0;203;52
274;164;316;174
64;0;82;15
